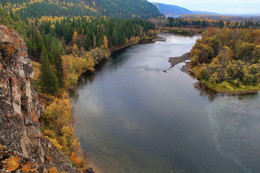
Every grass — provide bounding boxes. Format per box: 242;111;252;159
31;61;41;80
201;80;260;94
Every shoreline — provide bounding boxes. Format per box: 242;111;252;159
198;81;260;95
160;27;204;37
110;35;157;53
110;41;138;52
169;53;260;95
72;36;157;172
86;157;103;173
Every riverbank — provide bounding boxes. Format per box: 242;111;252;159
198;81;260;95
160;27;204;36
169;53;260;95
64;35;158;172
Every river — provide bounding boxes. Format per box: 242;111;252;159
71;33;260;173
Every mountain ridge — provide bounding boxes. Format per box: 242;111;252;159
153;3;194;16
153;2;219;16
0;0;163;19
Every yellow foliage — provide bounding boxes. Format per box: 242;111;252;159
72;31;78;43
61;125;75;147
43;129;56;139
70;152;87;171
50;24;55;29
39;16;67;23
84;5;96;12
72;44;79;53
43;97;83;157
29;0;43;4
72;138;81;152
103;35;109;49
44;98;71;134
62;54;95;89
46;137;63;150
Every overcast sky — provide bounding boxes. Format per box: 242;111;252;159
148;0;260;14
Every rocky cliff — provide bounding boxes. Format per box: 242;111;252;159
0;25;78;172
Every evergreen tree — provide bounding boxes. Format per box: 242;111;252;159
39;44;59;94
50;38;63;87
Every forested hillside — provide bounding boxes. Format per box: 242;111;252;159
190;28;260;93
26;16;156;92
0;0;162;19
168;17;260;28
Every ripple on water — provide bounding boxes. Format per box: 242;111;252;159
207;94;260;173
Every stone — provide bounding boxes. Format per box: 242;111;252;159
0;25;79;173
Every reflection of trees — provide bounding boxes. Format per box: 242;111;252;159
193;81;259;102
193;82;218;101
70;48;131;102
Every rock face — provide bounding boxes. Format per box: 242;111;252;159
0;25;78;172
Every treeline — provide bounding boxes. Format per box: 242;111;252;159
161;27;203;36
182;14;260;22
168;17;260;29
34;17;156;50
190;28;260;92
24;16;155;94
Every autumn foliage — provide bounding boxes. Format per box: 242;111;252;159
191;28;260;92
42;96;87;171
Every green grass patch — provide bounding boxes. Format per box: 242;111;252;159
201;80;260;94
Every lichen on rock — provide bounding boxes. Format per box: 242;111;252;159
0;25;78;172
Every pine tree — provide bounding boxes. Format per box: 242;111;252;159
39;44;59;94
50;38;63;87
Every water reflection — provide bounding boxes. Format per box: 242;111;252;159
72;33;260;173
193;82;218;101
192;81;259;102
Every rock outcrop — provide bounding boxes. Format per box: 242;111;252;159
0;25;78;172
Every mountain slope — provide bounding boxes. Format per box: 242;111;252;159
153;3;219;16
153;3;194;16
0;0;162;19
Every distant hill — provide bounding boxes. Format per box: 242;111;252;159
181;14;260;22
193;11;218;15
153;3;194;16
153;2;219;16
0;0;162;19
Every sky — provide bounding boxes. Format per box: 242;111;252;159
148;0;260;14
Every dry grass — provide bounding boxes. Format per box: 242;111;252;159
31;61;41;80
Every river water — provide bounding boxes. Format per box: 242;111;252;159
71;33;260;173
